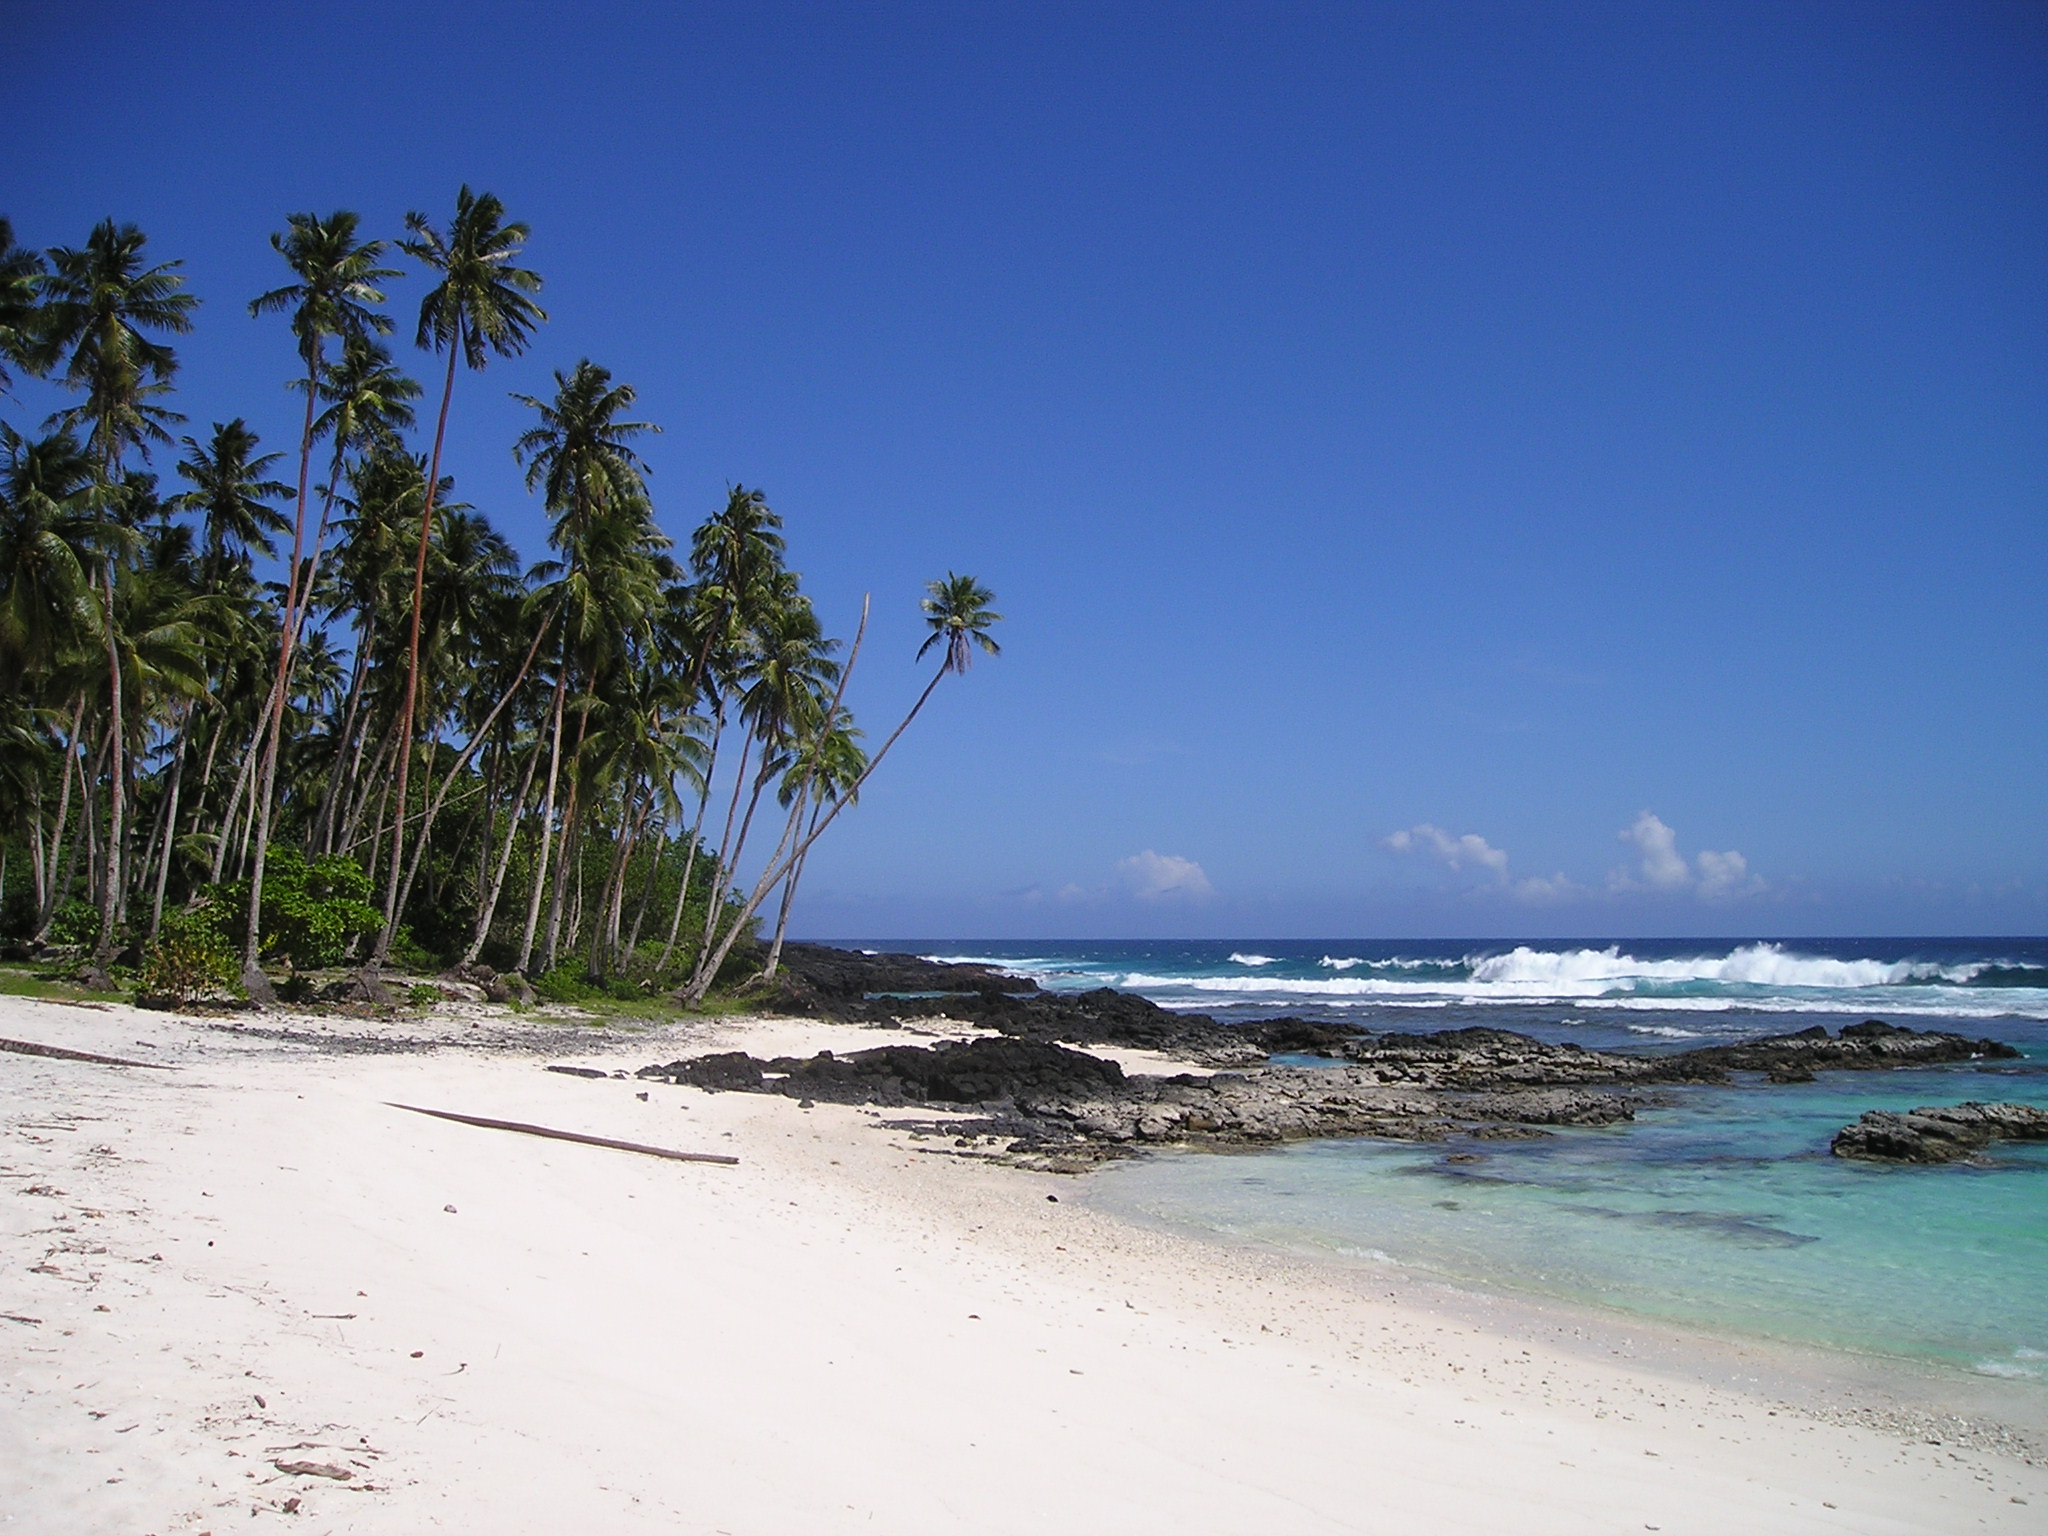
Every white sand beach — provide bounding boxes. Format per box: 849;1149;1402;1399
3;994;2042;1534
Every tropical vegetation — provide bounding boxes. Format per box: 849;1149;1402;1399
0;197;998;1008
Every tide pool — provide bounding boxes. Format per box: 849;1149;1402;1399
1090;1052;2048;1388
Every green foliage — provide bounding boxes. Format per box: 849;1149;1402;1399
407;983;441;1008
137;911;239;1006
210;846;380;970
46;899;97;947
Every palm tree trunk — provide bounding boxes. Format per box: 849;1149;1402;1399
87;554;126;982
148;702;192;941
622;823;664;960
656;699;723;973
539;697;589;974
209;680;282;884
338;713;400;855
376;340;462;965
516;666;569;974
239;350;324;1002
698;734;755;951
685;657;940;1006
36;695;85;931
390;610;554;934
463;732;544;967
763;791;824;979
316;611;376;855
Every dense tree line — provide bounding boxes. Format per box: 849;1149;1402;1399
0;194;998;1006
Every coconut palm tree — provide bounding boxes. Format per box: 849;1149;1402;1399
0;426;101;677
378;187;544;963
761;718;865;978
35;220;198;977
243;213;398;996
171;420;291;587
0;217;46;390
680;575;1000;1005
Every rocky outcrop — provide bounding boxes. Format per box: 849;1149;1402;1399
1679;1020;2017;1073
639;1033;1664;1158
767;948;2018;1078
1830;1102;2048;1163
684;949;2028;1161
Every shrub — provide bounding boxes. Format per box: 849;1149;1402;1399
533;965;601;1004
46;900;98;948
208;848;381;971
137;913;240;1007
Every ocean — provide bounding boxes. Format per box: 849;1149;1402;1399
895;938;2048;1396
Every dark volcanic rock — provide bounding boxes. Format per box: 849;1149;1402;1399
768;945;1318;1064
1830;1102;2048;1163
770;1038;1126;1106
690;949;2028;1159
639;1037;1660;1155
1679;1021;2017;1074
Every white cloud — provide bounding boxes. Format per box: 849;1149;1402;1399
1117;850;1214;901
1386;824;1509;879
1614;813;1764;898
1619;812;1692;889
1695;848;1763;899
1512;872;1583;904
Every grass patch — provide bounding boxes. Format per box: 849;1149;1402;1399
0;964;130;1004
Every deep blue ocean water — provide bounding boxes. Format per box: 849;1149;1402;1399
868;938;2048;1390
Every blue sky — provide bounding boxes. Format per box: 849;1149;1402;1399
9;2;2044;938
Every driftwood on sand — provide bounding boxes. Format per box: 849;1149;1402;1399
0;1036;173;1069
387;1102;740;1165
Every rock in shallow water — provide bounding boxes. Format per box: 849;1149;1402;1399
1830;1102;2048;1163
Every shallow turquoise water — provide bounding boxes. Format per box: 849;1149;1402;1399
1091;1053;2048;1387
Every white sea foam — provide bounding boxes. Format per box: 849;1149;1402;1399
1972;1360;2041;1380
1626;1024;1704;1039
1468;943;1986;990
1229;953;1277;967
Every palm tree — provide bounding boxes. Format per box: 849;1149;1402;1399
377;188;544;964
681;575;1000;1004
0;217;46;390
0;426;101;677
36;220;198;978
171;420;291;587
761;718;865;978
510;364;658;975
511;360;658;548
242;212;398;995
300;340;420;856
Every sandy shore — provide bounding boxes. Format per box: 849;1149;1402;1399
2;994;2042;1534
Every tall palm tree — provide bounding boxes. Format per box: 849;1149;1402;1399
511;360;657;548
300;340;420;856
378;188;544;964
510;364;658;974
242;212;398;996
0;217;46;390
171;420;291;587
681;575;1000;1004
36;220;198;978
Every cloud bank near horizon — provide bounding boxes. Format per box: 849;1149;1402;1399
1387;813;1764;905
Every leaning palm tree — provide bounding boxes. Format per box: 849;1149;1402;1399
680;575;1000;1005
242;212;397;996
36;220;198;978
376;188;545;964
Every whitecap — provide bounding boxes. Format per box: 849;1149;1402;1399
1229;953;1277;967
